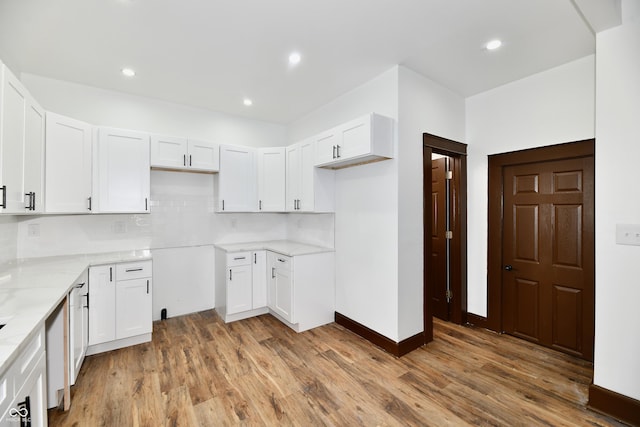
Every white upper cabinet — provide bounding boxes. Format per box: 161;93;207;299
45;112;93;213
286;139;334;212
23;99;45;213
188;139;219;171
150;135;188;169
315;113;394;169
0;63;44;214
257;147;285;212
150;135;219;172
217;144;257;212
94;127;150;213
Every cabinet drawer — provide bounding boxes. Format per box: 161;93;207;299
12;326;45;396
226;252;251;267
272;254;292;271
116;261;152;280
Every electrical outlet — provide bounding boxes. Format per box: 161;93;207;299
113;221;127;234
27;223;40;238
616;224;640;246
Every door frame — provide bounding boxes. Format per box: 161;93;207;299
486;139;595;337
423;133;468;342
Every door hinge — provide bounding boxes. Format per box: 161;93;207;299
445;230;453;239
445;170;453;180
446;290;453;301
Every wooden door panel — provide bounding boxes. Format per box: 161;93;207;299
431;158;448;320
552;285;582;354
513;278;539;341
502;154;593;360
513;204;540;263
553;204;582;268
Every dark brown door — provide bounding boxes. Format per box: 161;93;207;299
501;155;594;360
431;158;448;320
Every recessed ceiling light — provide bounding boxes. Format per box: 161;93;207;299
288;52;301;66
121;68;136;77
485;40;502;51
243;98;253;106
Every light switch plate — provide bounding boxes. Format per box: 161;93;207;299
616;224;640;246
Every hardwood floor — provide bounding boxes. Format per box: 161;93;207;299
49;310;623;426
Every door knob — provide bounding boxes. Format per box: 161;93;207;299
504;265;513;271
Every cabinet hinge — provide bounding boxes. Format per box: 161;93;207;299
446;290;453;301
445;170;453;180
445;230;453;239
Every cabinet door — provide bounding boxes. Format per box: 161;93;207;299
218;145;256;212
267;252;294;322
274;262;293;323
115;278;152;339
298;139;316;212
338;115;371;160
285;144;300;212
257;147;285;212
314;129;339;166
96;127;150;213
0;66;26;213
69;273;88;385
45;112;93;213
252;251;267;309
23;98;45;213
3;354;47;427
150;135;187;169
188;140;219;171
227;265;252;315
88;265;116;345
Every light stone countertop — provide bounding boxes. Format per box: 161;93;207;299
0;250;152;377
214;240;334;256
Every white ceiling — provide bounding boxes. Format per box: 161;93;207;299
0;0;601;124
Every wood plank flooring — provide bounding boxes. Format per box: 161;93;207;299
48;311;624;426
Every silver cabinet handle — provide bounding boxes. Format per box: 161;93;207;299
259;200;262;210
222;200;225;211
254;253;257;264
229;269;232;281
87;196;92;211
336;144;341;158
271;267;275;278
125;268;143;272
332;145;336;159
183;154;186;166
145;197;148;211
146;279;149;294
233;256;246;260
189;154;192;166
75;282;86;289
278;258;286;263
109;267;113;282
0;185;6;209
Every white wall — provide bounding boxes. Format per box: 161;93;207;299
289;66;401;340
397;67;465;339
594;10;640;401
465;55;596;316
21;74;285;147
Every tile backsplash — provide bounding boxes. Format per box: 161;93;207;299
15;170;335;259
0;216;18;266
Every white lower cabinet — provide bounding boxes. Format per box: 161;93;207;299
87;260;152;355
215;249;268;322
266;251;335;332
267;253;293;322
0;327;47;427
216;245;335;332
69;270;88;386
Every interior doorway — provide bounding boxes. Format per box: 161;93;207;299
423;133;468;343
487;140;595;361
